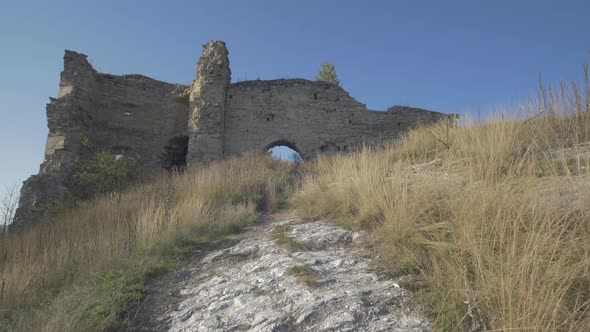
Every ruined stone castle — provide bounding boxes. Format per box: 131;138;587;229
14;41;453;227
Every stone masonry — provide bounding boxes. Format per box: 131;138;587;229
188;41;231;162
13;40;455;228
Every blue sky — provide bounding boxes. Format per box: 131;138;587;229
0;0;589;195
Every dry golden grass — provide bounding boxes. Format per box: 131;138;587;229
0;154;299;331
294;70;590;331
2;67;589;332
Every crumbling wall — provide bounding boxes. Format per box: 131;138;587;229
223;79;448;159
85;73;189;169
14;40;455;228
187;41;231;164
13;51;189;227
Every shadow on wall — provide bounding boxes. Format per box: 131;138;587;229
163;136;189;170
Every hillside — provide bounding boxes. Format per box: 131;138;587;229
289;74;590;330
0;75;589;331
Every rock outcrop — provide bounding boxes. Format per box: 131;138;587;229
130;214;431;331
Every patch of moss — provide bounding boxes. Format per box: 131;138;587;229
73;263;149;331
411;282;466;331
287;264;320;288
271;225;309;252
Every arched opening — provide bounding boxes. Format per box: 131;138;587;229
163;136;188;170
265;140;303;163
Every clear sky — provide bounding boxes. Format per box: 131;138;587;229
0;0;589;196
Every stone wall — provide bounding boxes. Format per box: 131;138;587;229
14;51;188;227
13;40;455;228
223;79;447;159
86;74;188;169
187;41;231;163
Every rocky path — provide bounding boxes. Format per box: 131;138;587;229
130;212;430;331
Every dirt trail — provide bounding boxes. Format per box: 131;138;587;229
130;212;430;332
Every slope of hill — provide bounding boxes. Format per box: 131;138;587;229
130;212;430;331
0;72;589;331
292;83;590;330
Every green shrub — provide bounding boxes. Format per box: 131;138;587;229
69;137;137;200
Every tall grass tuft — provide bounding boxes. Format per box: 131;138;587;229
294;67;590;330
0;153;299;331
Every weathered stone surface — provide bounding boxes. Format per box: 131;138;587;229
224;79;448;159
13;51;188;227
188;41;231;163
130;214;431;331
14;40;456;228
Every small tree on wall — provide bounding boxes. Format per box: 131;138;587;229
316;62;341;86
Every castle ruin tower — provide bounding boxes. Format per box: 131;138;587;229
187;41;231;164
13;51;100;228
